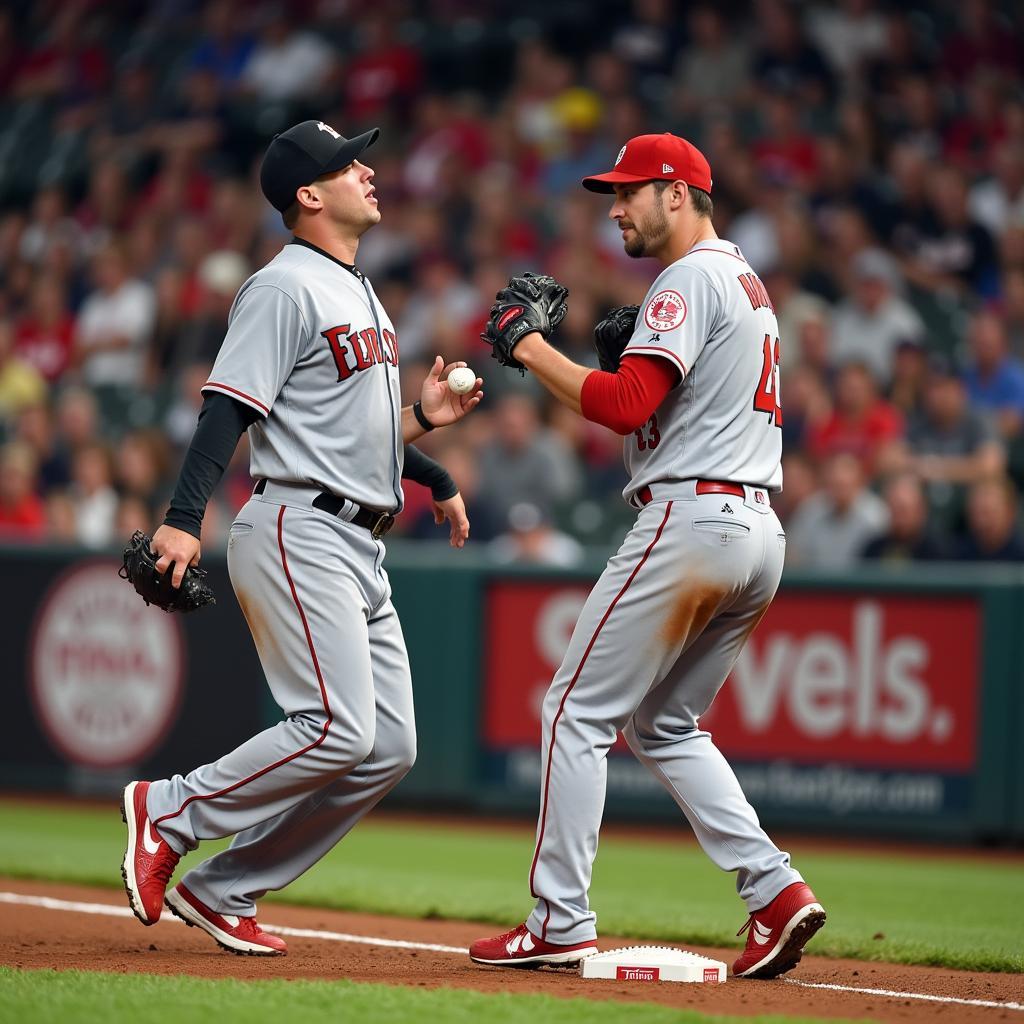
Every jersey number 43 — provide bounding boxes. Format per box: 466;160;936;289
752;334;783;427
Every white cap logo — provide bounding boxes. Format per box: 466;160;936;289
662;163;675;174
615;145;626;166
317;121;341;139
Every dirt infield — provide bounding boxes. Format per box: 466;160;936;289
1;880;1020;1022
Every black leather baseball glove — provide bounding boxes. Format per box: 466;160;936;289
480;272;569;371
593;304;639;372
119;530;216;613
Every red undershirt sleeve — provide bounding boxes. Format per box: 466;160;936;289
579;354;681;435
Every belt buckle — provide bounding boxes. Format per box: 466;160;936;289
370;512;395;539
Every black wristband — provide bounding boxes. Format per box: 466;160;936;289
412;400;435;432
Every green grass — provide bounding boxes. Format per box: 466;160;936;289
0;968;857;1024
0;800;1021;974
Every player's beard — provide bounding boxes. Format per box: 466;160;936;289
623;202;670;258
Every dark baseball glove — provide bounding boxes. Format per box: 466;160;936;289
593;304;639;372
118;530;216;613
481;272;569;371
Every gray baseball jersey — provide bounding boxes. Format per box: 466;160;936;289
523;238;805;948
203;241;404;512
143;240;416;919
621;239;783;504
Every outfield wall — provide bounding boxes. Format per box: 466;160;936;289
2;542;1021;843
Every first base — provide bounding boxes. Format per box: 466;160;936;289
580;945;726;984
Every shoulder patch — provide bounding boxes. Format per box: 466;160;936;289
644;289;687;332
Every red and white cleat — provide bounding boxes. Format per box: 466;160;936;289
120;780;179;926
469;923;597;968
732;881;826;979
165;882;287;956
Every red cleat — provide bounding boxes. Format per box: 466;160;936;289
120;780;179;925
733;881;826;979
165;882;288;956
469;923;597;968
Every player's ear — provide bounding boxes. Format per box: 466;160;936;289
296;184;322;213
669;181;687;210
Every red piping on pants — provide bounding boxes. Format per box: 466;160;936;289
528;501;674;939
153;506;332;828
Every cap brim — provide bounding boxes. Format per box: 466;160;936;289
320;127;381;175
582;171;663;193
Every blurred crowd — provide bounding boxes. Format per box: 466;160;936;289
1;0;1024;566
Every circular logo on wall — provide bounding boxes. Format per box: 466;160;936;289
30;561;185;768
644;289;687;332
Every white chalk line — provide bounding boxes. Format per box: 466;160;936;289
1;891;1020;1012
786;979;1023;1012
0;892;465;954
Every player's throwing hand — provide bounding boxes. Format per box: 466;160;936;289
419;356;483;426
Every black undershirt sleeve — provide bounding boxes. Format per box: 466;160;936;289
163;392;262;539
402;444;458;502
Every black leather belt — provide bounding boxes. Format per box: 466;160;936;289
253;479;396;539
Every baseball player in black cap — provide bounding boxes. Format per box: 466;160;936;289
120;120;483;955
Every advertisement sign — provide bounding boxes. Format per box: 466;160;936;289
482;581;982;820
30;561;185;768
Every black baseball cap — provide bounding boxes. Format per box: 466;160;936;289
259;120;380;212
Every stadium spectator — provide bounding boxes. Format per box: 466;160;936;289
785;452;888;568
829;248;924;383
780;364;831;454
806;0;887;85
955;475;1024;561
189;0;255;87
14;402;70;494
72;241;156;398
19;186;82;267
14;275;75;383
239;7;335;103
773;451;818;527
861;472;948;561
968;142;1024;240
69;441;118;549
672;5;751;114
54;387;101;460
880;356;1005;523
961;310;1024;439
887;339;930;419
115;494;154;539
806;361;903;470
344;13;422;121
901;167;1000;299
404;441;503;544
488;501;584;568
752;0;835;106
477;394;582;520
0;441;46;540
115;429;168;508
0;319;46;418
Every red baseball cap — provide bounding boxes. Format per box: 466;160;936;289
582;133;713;194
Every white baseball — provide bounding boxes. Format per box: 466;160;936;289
447;367;477;394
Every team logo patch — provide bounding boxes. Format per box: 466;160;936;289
496;306;524;331
644;289;686;332
615;145;626;166
317;121;340;138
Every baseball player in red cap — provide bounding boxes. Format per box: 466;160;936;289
471;133;825;977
